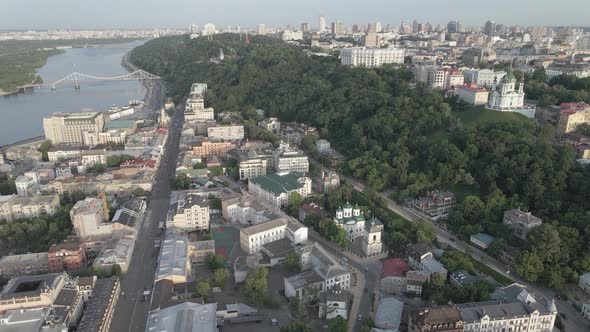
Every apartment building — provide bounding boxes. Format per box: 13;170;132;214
579;272;590;294
0;272;71;311
70;197;108;238
81;149;107;168
429;67;465;90
48;237;87;273
503;209;543;240
411;191;457;218
15;175;36;196
458;299;557;332
340;47;405;67
192;140;237;157
207;124;245;140
407;243;448;280
0;252;49;278
170;195;210;231
556;102;590;137
98;130;126;145
463;68;506;87
0;194;60;221
248;172;312;208
221;192;279;225
273;143;309;174
43;112;106;145
47;146;84;162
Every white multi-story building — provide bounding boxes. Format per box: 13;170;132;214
503;209;543;240
47;146;84;162
258;117;281;134
207;125;244;140
240;219;286;254
428;67;464;90
340;47;405;68
43;112;106;146
248;172;312;208
280;30;303;41
98;130;126;145
170;195;210;232
14;175;37;196
0;194;60;221
285;243;351;299
458;299;557;332
80;149;107;169
273;142;309;174
221;193;278;225
463;68;506;88
239;218;307;254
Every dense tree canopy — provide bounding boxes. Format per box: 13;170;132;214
131;34;590;290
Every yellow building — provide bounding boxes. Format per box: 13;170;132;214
557;102;590;137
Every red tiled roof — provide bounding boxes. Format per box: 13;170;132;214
561;102;590;115
457;82;487;92
381;258;410;278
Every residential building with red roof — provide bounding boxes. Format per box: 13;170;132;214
455;83;489;105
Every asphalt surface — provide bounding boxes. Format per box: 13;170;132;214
110;102;184;332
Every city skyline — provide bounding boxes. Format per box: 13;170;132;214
1;0;590;30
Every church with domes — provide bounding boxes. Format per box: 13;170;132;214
334;202;383;257
486;67;536;118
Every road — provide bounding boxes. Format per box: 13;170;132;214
310;158;590;332
110;102;184;332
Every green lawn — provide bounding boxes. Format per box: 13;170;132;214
429;107;530;143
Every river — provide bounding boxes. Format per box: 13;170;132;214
0;40;146;145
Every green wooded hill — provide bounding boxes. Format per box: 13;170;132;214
130;34;590;290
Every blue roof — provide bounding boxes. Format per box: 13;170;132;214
471;233;495;245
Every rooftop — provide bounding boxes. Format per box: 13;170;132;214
261;237;295;258
458;300;552;323
381;258;411;279
77;277;119;332
375;297;404;330
1;273;63;300
146;302;217;332
504;209;542;225
0;252;48;266
156;234;189;281
105;120;136;130
240;218;288;236
285;269;324;289
413;305;462;326
471;233;495;246
249;172;306;196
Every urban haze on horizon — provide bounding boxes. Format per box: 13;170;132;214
1;0;590;30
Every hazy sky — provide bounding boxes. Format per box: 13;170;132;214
1;0;588;30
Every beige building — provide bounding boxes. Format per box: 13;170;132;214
70;197;108;238
0;272;70;311
48;146;84;162
455;83;489;105
170;195;210;231
207;125;244;140
503;209;542;240
0;194;60;221
43;112;105;145
192;140;237;157
557;102;590;137
273;142;309;174
98;130;127;145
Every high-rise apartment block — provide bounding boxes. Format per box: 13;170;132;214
43;112;105;146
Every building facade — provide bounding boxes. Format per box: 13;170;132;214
248;172;312;208
556;102;590;137
455;83;489;105
170;195;210;231
207;125;245;140
340;47;405;68
43;112;106;146
48;238;87;273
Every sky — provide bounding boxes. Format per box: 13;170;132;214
1;0;589;30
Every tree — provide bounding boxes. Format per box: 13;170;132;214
209;166;223;177
210;197;222;210
107;154;135;167
280;322;311;332
415;221;436;244
328;317;348;332
212;268;229;288
285;252;301;273
193;162;206;169
289;297;307;320
242;266;268;305
440;250;475;273
515;251;544;282
195;280;211;300
205;253;225;271
111;264;122;277
132;187;147;197
37;140;51;161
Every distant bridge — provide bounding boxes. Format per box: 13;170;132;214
18;70;160;90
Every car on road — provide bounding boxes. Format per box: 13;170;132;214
342;257;348;262
357;314;363;321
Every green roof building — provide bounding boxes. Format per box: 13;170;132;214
248;172;312;208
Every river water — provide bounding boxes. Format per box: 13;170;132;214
0;40;146;145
